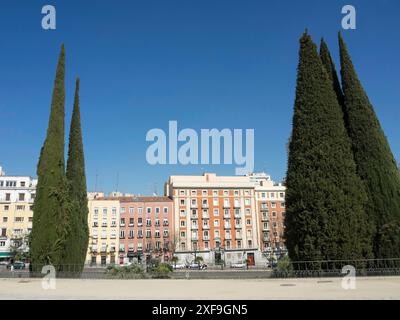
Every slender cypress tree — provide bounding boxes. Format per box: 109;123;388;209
30;45;70;272
339;33;400;259
63;78;89;273
285;32;372;265
319;38;344;111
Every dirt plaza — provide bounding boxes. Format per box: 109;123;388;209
0;276;399;300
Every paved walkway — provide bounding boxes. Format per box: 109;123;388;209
1;276;399;299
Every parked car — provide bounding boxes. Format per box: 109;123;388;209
230;262;247;269
7;261;26;270
188;263;207;270
171;263;186;270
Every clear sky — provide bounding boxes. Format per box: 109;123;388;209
0;0;399;195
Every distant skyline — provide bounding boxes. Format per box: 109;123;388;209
1;0;399;194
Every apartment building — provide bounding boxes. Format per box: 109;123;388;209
86;198;121;266
0;166;37;262
250;173;286;254
164;173;263;266
119;197;174;264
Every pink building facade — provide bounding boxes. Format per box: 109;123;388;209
119;197;174;264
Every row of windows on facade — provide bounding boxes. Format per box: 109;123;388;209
91;241;169;252
177;189;285;198
179;229;253;240
0;180;31;188
179;198;285;207
0;228;30;237
92;217;169;227
180;208;254;217
2;216;33;223
1;205;33;211
92;229;170;239
1;193;35;201
179;218;283;229
179;239;254;251
93;206;169;216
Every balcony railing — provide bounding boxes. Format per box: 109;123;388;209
223;204;230;209
224;225;231;229
202;204;209;209
202;214;209;219
190;203;198;208
202;225;210;229
235;224;242;229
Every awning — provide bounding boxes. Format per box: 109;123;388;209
0;252;12;257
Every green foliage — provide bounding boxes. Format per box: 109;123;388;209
150;263;173;279
285;32;373;265
30;45;70;272
194;256;204;264
62;78;89;273
276;256;294;276
339;33;400;259
105;264;146;279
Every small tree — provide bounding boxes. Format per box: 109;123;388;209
194;256;203;267
171;256;179;268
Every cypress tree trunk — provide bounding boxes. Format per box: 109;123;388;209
63;78;89;273
339;33;400;259
285;32;372;267
30;45;70;273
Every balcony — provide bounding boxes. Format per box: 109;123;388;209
163;222;169;226
202;213;209;219
225;235;232;240
223;203;230;209
260;207;268;212
191;214;198;219
203;236;210;241
235;234;242;240
235;224;242;229
234;212;241;218
261;215;269;221
224;224;231;229
233;203;241;209
120;223;125;227
190;203;198;209
202;225;210;230
263;226;269;231
101;223;107;227
201;204;209;209
191;225;198;230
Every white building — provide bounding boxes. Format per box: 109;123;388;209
0;166;37;262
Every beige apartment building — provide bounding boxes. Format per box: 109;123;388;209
86;198;121;266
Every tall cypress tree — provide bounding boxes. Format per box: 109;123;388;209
339;33;400;259
30;45;70;272
63;78;89;273
319;38;344;110
285;32;372;265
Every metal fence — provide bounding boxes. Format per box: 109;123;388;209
1;258;400;279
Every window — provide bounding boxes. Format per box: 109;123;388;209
202;190;208;196
213;190;218;196
5;193;11;201
223;190;229;196
245;190;249;196
271;193;275;198
138;229;143;238
271;202;276;208
120;218;125;226
180;190;185;196
94;208;99;216
19;193;25;201
120;207;125;213
180;231;186;238
129;229;134;239
31;193;35;200
237;240;242;248
0;241;5;247
112;208;117;216
28;217;33;222
245;198;250;206
155;230;160;238
280;192;284;198
138;218;143;226
146;219;151;227
138;207;143;214
129;218;134;226
155;207;160;214
16;205;25;211
191;190;197;196
214;219;219;227
214;230;220;238
245;208;251;216
180;199;185;206
111;219;116;227
180;209;186;217
213;198;218;206
163;219;168;226
181;242;186;250
146;207;151;214
261;192;266;198
204;241;209;249
3;217;8;223
129;207;134;214
163;207;168;214
146;229;151;238
163;230;169;237
234;190;239;196
247;230;252;237
246;219;251;225
155;219;160;227
248;240;253;247
4;205;9;211
281;202;285;208
20;181;26;187
213;209;219;216
272;211;277;217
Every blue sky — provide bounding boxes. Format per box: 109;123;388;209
0;0;399;194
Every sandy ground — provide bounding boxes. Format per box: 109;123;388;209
0;276;399;300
